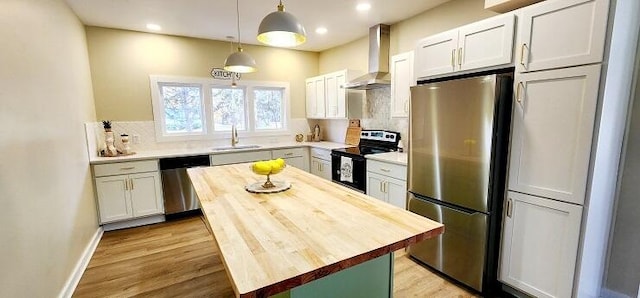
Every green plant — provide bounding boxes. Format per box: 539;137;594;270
102;120;112;130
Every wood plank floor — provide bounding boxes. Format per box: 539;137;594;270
74;216;477;297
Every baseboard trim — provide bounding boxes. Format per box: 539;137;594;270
58;227;104;298
602;288;632;298
102;214;165;231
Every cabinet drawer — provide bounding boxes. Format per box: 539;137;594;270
367;160;407;181
210;150;272;165
272;147;305;158
94;160;159;177
310;147;331;160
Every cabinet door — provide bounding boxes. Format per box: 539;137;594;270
305;76;326;118
386;177;407;209
314;76;326;118
129;172;164;217
95;175;132;223
310;158;322;177
305;78;316;118
516;0;609;72
284;156;305;171
325;71;347;118
319;159;332;181
366;172;386;203
499;191;582;298
459;14;515;71
415;30;458;79
508;65;600;204
390;51;414;118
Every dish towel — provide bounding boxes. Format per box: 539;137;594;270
340;156;353;183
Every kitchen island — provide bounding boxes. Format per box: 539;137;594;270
187;163;444;298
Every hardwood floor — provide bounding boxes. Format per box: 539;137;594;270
74;216;477;297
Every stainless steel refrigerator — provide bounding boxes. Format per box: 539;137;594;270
407;70;513;295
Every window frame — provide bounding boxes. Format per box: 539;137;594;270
150;75;290;142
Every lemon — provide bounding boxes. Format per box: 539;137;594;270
274;158;286;167
269;160;283;174
251;161;272;175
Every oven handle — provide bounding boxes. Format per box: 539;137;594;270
331;152;366;161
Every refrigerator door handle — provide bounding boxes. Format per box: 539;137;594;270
409;192;481;216
506;197;513;218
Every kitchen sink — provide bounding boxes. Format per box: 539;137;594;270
211;145;261;151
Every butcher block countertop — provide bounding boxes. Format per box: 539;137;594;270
187;163;444;298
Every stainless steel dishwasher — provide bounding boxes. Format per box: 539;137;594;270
159;155;210;217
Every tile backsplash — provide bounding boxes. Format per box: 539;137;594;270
85;118;311;157
317;87;408;146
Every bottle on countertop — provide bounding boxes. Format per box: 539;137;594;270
313;124;321;142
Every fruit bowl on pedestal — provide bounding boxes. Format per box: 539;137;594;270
246;158;291;193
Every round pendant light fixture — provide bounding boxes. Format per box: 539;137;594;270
257;0;306;48
224;0;257;73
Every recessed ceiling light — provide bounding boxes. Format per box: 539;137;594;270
315;27;328;34
356;3;371;11
146;24;162;31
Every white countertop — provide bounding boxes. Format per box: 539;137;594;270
89;141;350;164
366;151;408;166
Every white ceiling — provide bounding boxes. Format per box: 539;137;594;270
64;0;450;52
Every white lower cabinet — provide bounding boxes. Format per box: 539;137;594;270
499;191;583;298
366;160;407;209
93;160;164;224
210;150;272;166
272;147;309;172
310;148;332;180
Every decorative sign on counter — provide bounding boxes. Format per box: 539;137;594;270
210;68;241;80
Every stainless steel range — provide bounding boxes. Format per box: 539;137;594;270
331;130;401;192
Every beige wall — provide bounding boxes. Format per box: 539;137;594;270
0;0;99;296
319;0;497;74
86;27;319;121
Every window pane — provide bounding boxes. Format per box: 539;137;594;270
254;88;283;130
161;85;203;134
212;87;245;131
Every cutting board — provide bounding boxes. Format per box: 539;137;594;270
345;127;362;145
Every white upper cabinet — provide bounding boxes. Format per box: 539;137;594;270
390;51;414;118
500;191;583;298
305;75;326;118
458;14;515;71
306;70;358;119
415;30;459;78
325;70;347;118
508;65;601;205
516;0;609;73
415;14;515;79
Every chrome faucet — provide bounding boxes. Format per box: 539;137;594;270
231;124;239;147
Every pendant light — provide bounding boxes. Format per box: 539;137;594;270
257;0;306;47
224;0;257;73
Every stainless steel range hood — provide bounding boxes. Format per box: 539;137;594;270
343;24;391;90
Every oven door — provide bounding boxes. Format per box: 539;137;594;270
331;152;366;192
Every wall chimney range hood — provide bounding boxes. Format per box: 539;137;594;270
343;24;391;90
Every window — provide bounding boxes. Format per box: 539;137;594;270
150;75;289;141
212;87;246;132
254;88;284;130
159;84;204;134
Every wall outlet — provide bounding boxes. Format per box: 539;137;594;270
132;134;140;144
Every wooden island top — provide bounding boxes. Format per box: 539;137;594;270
187;163;444;298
